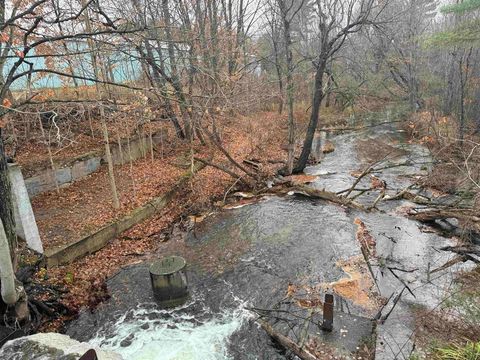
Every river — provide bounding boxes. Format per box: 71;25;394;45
67;117;475;360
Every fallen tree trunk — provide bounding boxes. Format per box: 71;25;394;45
383;188;431;205
279;184;367;211
258;320;319;360
407;208;480;224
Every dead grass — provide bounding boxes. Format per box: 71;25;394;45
404;111;480;196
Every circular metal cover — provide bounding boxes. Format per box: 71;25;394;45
150;256;186;275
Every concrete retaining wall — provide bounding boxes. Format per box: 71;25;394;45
25;156;102;197
110;131;165;165
25;130;166;198
45;161;205;267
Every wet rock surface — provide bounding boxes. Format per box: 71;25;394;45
0;333;123;360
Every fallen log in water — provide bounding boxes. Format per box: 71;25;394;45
383;188;432;205
258;320;319;360
281;184;367;211
407;208;480;224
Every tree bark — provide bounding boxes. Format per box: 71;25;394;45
161;0;192;139
278;0;296;175
293;57;327;173
0;129;16;268
100;107;120;210
273;40;284;114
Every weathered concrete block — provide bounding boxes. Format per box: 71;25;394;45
110;130;166;165
25;167;72;197
149;256;189;308
8;164;43;254
71;156;101;181
45;224;117;267
110;137;146;165
23;131;167;198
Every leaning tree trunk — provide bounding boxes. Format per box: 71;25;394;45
293;57;327;173
161;0;192;139
100;108;120;210
0;128;17;268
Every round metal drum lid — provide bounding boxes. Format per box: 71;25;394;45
149;256;186;276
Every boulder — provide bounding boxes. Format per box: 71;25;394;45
0;333;123;360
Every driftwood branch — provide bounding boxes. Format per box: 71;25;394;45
431;245;480;272
193;157;247;184
407;208;480;224
258;320;319;360
430;255;471;274
283;184;367;210
344;164;375;198
384;188;431;205
380;287;406;324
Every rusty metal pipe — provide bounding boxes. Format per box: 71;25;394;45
322;293;334;332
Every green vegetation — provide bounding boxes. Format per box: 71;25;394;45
434;341;480;360
428;0;480;47
442;0;480;14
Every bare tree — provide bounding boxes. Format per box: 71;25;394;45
275;0;305;174
293;0;385;172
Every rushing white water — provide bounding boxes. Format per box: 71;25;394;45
89;296;251;360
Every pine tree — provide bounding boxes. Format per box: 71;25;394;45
429;0;480;46
442;0;480;14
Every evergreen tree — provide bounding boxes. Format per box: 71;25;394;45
429;0;480;46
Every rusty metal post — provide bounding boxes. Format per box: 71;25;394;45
321;293;334;332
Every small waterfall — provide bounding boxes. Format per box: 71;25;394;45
89;294;252;359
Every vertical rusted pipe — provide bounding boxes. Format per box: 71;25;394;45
322;293;334;332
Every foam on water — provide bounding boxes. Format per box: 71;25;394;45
89;294;252;360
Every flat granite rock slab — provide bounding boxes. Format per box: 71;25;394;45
269;309;376;357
